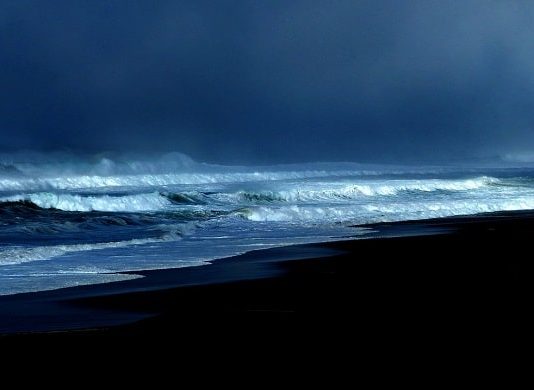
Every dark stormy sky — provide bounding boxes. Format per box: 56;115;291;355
1;1;534;164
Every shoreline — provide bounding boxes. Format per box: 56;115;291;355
1;209;533;338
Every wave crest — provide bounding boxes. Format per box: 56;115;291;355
231;177;499;203
0;192;172;212
239;195;534;223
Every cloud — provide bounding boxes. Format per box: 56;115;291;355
1;1;534;163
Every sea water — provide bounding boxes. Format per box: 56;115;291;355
2;152;534;295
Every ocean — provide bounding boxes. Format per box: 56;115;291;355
1;152;534;295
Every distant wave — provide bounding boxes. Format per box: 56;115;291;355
228;176;499;203
0;169;454;192
0;151;197;176
0;151;473;193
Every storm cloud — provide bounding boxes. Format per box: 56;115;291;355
1;0;534;163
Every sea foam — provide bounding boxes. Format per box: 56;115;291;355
2;155;534;296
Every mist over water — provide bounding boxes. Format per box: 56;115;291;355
2;1;534;163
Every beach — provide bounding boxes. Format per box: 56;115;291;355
1;210;530;345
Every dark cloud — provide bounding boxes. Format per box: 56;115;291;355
1;0;534;163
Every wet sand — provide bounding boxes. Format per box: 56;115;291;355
1;211;531;345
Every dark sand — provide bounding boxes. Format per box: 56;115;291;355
1;211;532;345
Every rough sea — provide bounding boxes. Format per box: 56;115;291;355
2;152;534;295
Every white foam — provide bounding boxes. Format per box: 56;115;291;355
229;176;499;203
0;171;349;191
240;205;356;222
0;176;510;214
0;165;460;192
241;196;534;223
5;156;534;297
1;192;171;212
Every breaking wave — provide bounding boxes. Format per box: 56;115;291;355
240;196;534;223
0;152;473;193
232;177;499;203
3;152;534;296
0;170;442;192
0;192;172;212
0;176;501;213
